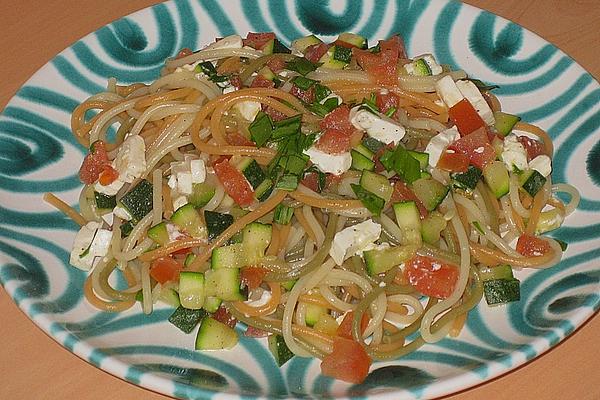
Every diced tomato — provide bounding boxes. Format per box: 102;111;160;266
437;150;469;172
251;75;275;88
150;257;182;284
212;306;237;329
266;56;287;73
290;84;316;104
229;74;242;89
516;234;551;257
449;127;496;169
263;105;288;122
404;255;459;299
376;91;399;115
176;48;193;59
98;164;119;186
243;32;275;50
241;266;269;290
449;99;486;136
226;132;255;147
353;48;397;86
315;129;352;154
244;326;269;337
337;311;369;339
304;42;330;63
79;140;111;184
320;104;352;132
332;39;358;49
301;172;321;192
210;155;231;167
214;159;254;206
379;34;406;59
320;337;372;384
517;135;546;161
390;180;428;218
325;173;343;189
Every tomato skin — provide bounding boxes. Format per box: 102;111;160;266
320;337;372;384
517;135;546;161
300;172;322;192
405;255;459;299
337;311;369;339
243;32;275;50
469;142;496;170
390;180;428;218
266;56;287;73
437;150;469;173
448;127;496;169
226;132;255;147
290;84;316;104
449;99;486;136
79;140;111;184
150;257;182;284
212;306;237;329
251;75;275;88
379;35;406;59
241;266;269;290
304;42;330;63
214;159;254;206
376;91;400;115
516;234;551;257
320;104;353;132
353;48;398;86
315;129;352;154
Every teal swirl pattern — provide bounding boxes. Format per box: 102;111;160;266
1;0;599;399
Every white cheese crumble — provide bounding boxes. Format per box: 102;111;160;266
303;146;352;175
329;219;382;266
349;106;406;145
234;101;262;121
435;75;464;109
529;154;552;177
424;126;461;168
456;80;495;125
501;134;528;172
69;222;112;270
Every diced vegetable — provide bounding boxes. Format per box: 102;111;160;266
351;149;375;171
214;159;255;207
242;222;272;265
361;136;386;154
148;222;169;246
285;57;321;76
120;221;134;237
94;191;116;211
404;255;459;299
406;150;429;170
364;244;418;275
420;211;447;244
159;287;181;308
189;182;216;208
360;170;393;202
195;316;239;350
451;165;482;191
313;314;339;336
483;161;510;198
483;278;520;306
393;201;422;246
449;98;486;136
168;306;207;334
255;178;274;202
150;256;181;284
171;204;205;238
248;111;273;147
178;271;206;310
333;45;352;63
320;337;372;384
479;264;514;281
211;243;245;269
337;32;368;49
205;268;246;301
237;158;267;190
494;111;521;137
203;296;223;313
273;203;294;225
291;34;322;53
319;46;347;69
516;234;551;257
304;303;328;327
519;169;547;197
411;178;449;211
204;210;234;241
119;179;153;222
351;183;385;216
268;334;295;366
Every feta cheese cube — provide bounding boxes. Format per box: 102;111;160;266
203;34;243;51
94;178;124;196
190;159;206;183
502;135;528;172
70;222;100;270
173;195;188;211
234;101;262;121
304;146;352;175
113;135;146;183
435;75;463;108
350;107;406;145
177;171;193;195
456;80;495;125
329;219;382;265
113;205;132;221
421;54;443;75
89;229;112;258
529;154;552;177
425;126;461;167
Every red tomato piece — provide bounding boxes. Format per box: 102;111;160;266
98;164;119;186
390;180;428;218
243;32;275;50
448;127;496;169
469;142;496;170
241;266;269;290
229;74;242;89
315;129;352;154
353;48;398;86
304;42;330;63
379;34;406;59
436;150;469;173
266;56;287;73
449;99;486;136
290;84;316;104
336;311;369;339
516;234;551;257
212;306;237;329
405;255;459;299
244;326;269;337
320;337;372;384
320;104;353;132
325;173;343;189
376;91;400;115
226;132;255;147
332;39;358;49
214;159;254;206
300;172;321;192
79;141;111;184
251;75;275;88
263;105;288;122
150;257;182;284
176;48;193;59
517;135;546;161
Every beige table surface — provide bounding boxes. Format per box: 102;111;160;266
1;0;599;399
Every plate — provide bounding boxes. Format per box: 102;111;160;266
1;0;599;399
